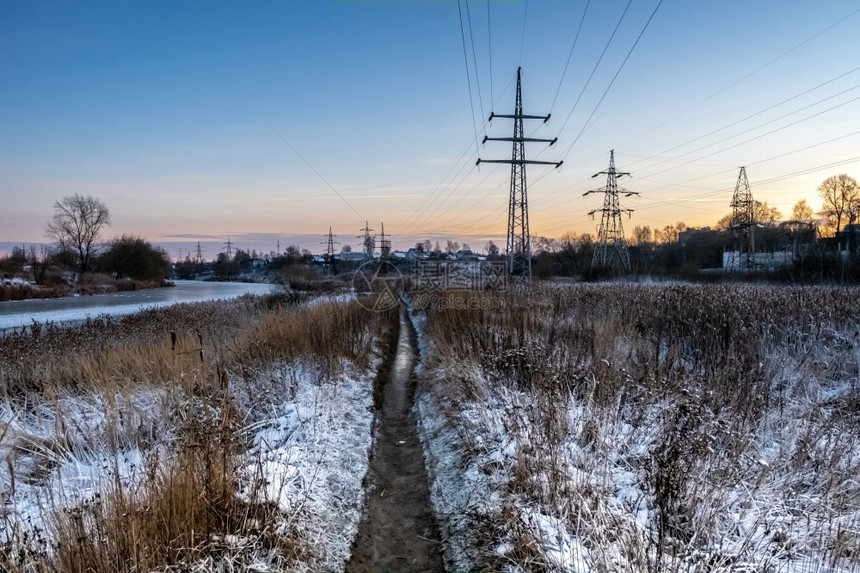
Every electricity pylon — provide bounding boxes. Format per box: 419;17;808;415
378;222;391;259
729;166;756;271
585;150;637;273
358;222;375;263
322;227;339;275
194;242;204;265
477;67;562;277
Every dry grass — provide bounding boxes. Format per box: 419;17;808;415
418;283;860;572
0;282;69;301
1;292;395;572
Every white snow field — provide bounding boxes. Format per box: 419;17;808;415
412;284;860;573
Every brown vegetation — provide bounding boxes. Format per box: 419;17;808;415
416;284;860;571
1;292;395;571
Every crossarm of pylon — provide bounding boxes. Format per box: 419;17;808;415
489;112;551;122
477;159;563;167
482;136;558;145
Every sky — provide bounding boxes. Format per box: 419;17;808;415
2;0;860;259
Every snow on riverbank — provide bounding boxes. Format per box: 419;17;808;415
237;361;376;572
0;359;377;572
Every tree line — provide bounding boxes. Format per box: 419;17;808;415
1;194;170;291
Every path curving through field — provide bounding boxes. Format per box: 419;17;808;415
346;305;443;573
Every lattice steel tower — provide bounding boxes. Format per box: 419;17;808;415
729;166;755;270
378;222;391;259
322;227;339;274
478;67;561;277
359;222;374;263
585;150;638;272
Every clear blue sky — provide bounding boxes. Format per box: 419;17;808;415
3;0;859;257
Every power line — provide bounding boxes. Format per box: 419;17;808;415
465;0;486;129
617;5;860;150
518;0;528;68
585;150;637;272
632;91;860;182
531;68;860;214
478;67;562;277
558;0;664;163
397;75;518;236
257;113;365;222
535;131;860;236
487;0;493;109
537;86;860;217
457;0;480;154
554;0;632;138
534;4;860;217
397;136;478;231
549;0;590;114
635;153;860;214
623;65;860;172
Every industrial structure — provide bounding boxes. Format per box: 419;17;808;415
477;67;561;278
585;150;638;272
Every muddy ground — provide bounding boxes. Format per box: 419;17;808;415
346;306;444;573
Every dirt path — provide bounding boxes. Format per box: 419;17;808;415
346;305;444;573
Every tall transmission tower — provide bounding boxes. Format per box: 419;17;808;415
359;221;375;263
729;166;756;270
585;150;638;273
224;238;234;260
378;222;391;259
322;227;339;275
194;242;204;265
478;67;562;277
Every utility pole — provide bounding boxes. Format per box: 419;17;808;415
322;227;339;275
729;166;755;271
478;67;562;277
358;222;375;263
585;150;637;273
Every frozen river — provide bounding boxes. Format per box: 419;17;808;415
0;280;275;333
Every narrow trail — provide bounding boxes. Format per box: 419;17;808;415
346;305;444;573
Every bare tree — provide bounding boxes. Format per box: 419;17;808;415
44;194;111;274
792;199;814;221
818;174;859;234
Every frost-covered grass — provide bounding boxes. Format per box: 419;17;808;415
0;293;394;572
414;284;860;572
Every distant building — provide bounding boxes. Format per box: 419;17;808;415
338;252;366;263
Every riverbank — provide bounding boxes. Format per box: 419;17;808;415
1;292;394;572
0;280;275;334
0;275;173;302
